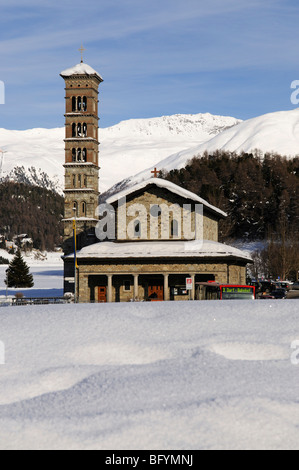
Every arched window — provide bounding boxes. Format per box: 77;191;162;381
83;123;87;137
72;123;76;137
77;96;82;111
77;123;82;137
78;174;82;188
73;202;78;217
82;148;87;162
72;148;76;162
77;148;81;162
134;220;141;238
82;202;86;216
72;97;76;112
82;96;87;111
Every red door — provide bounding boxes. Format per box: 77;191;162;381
148;285;164;301
98;286;107;303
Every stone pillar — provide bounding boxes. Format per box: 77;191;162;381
78;274;89;303
134;274;139;300
107;274;113;303
164;273;170;301
191;274;195;301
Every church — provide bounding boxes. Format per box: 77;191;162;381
60;58;252;303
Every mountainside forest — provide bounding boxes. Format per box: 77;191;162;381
0;182;64;251
161;151;299;241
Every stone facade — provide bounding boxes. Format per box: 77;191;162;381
61;63;251;303
60;67;103;255
62;172;249;301
64;256;247;303
113;186;220;242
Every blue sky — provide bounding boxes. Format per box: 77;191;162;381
0;0;299;129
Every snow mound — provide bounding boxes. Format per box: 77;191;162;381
0;300;299;449
208;342;288;361
0;367;93;405
68;342;173;366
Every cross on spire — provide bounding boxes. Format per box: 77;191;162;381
151;167;161;178
79;44;86;63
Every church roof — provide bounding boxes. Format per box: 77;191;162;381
68;240;252;262
60;62;103;81
106;178;227;218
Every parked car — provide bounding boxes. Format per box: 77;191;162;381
272;289;287;299
278;282;291;291
260;281;277;293
259;293;275;299
292;282;299;290
275;282;288;290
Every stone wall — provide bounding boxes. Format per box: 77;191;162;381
70;258;247;303
114;186;220;242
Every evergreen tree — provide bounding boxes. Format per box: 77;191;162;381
0;181;63;251
5;250;34;288
163;151;299;241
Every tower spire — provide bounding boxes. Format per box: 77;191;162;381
79;44;85;63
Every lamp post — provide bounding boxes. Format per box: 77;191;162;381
73;205;78;303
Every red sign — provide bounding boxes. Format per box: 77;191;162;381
186;278;193;290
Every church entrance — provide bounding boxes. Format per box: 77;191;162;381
88;275;108;303
148;285;164;301
139;275;164;301
98;286;107;303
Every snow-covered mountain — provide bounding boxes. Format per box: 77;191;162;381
1;108;299;197
108;108;299;195
0;113;240;194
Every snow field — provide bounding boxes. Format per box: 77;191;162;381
0;299;299;449
0;262;63;300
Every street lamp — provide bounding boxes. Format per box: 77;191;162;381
73;205;78;303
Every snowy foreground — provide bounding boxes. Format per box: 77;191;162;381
1;299;299;450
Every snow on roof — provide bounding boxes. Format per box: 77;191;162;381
106;178;227;218
60;63;103;81
68;240;252;262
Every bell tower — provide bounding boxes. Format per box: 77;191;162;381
60;56;103;255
